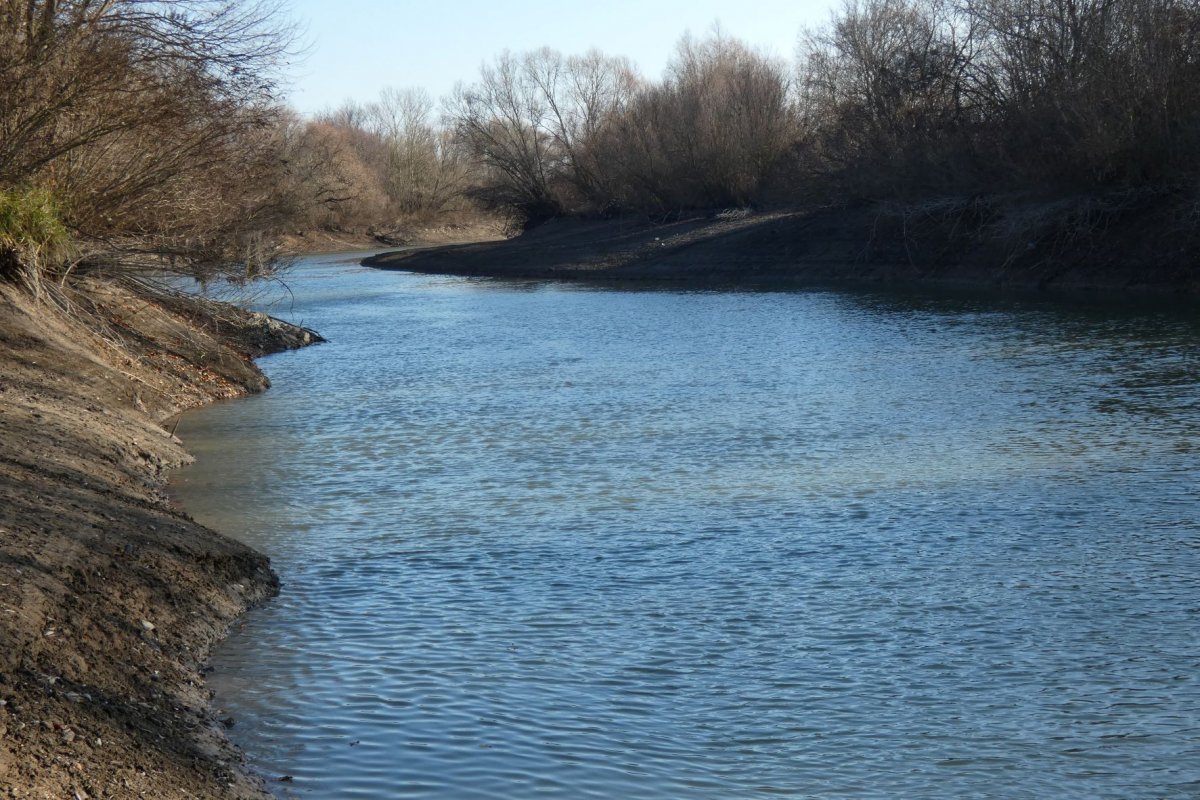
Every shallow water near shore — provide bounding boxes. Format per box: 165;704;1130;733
172;254;1200;799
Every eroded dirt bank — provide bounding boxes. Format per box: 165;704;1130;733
364;206;1200;295
0;278;319;798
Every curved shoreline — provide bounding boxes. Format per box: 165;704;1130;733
0;280;320;798
363;206;1199;297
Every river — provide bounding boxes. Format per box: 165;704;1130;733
172;252;1200;799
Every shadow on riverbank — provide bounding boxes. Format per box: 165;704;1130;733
364;204;1200;298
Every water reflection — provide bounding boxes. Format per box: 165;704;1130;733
173;257;1200;799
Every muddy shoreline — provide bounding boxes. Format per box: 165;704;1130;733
363;207;1200;296
0;278;319;798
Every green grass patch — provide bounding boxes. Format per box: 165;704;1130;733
0;187;73;286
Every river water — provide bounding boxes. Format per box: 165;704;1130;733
172;253;1200;799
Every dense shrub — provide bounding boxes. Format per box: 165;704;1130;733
603;35;797;212
0;0;297;286
798;0;1200;198
0;188;73;295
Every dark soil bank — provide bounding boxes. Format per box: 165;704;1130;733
0;279;319;798
364;205;1200;295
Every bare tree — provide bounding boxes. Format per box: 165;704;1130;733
525;49;640;208
447;51;562;222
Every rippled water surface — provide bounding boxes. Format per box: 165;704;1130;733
172;254;1200;798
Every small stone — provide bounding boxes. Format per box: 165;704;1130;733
139;620;155;632
61;728;75;743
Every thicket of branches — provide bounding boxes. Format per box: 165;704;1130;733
797;0;1200;199
0;0;303;295
290;88;475;232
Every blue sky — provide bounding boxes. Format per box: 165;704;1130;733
284;0;837;114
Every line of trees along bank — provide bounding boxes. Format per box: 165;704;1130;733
441;0;1200;223
801;0;1200;200
308;0;1200;255
4;0;1199;299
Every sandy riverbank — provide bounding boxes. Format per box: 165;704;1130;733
0;278;319;798
363;205;1200;295
280;218;506;256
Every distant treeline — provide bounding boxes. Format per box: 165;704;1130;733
304;0;1200;237
3;0;1199;294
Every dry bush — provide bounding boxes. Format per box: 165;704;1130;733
272;116;391;231
608;33;797;212
0;0;298;287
